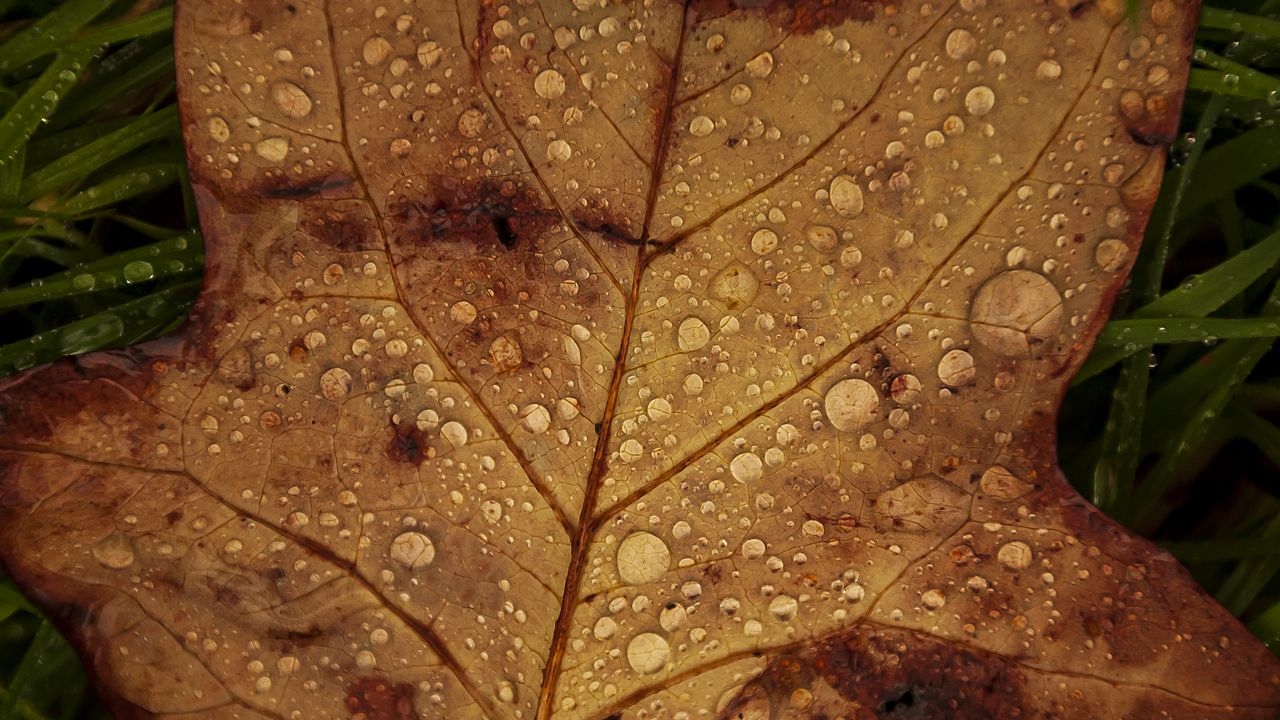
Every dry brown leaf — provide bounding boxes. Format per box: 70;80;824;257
1;0;1278;718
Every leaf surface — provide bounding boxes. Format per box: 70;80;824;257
2;0;1279;718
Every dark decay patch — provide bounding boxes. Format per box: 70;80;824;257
690;0;891;34
716;625;1029;720
387;421;432;465
345;676;416;720
1126;122;1177;148
266;624;326;645
390;177;642;250
1069;0;1094;18
259;174;354;200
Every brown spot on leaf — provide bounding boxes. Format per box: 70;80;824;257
260;174;354;200
345;676;416;720
719;626;1027;720
691;0;891;33
387;421;432;465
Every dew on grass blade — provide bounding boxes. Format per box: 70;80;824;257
57;313;124;355
122;260;154;282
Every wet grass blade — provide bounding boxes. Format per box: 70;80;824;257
19;105;178;202
1090;95;1225;512
0;48;95;168
0;280;200;375
1096;316;1280;345
0;620;87;720
0;0;113;74
52;162;181;216
1199;6;1280;37
1076;222;1280;380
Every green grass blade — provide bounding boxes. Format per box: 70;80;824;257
0;620;86;720
1187;68;1275;99
1141;227;1280;316
19;105;178;202
0;281;199;375
0;261;198;309
35;234;197;281
24;117;134;169
1089;95;1225;511
53;162;181;216
64;7;173;52
1193;47;1280;93
0;0;114;74
1164;537;1280;563
1230;405;1280;465
1215;514;1280;615
1177;124;1280;221
0;142;23;206
1096;317;1280;345
1076;225;1280;380
48;41;174;130
0;583;35;625
1124;287;1280;528
1248;600;1280;652
0;48;95;168
1199;6;1280;38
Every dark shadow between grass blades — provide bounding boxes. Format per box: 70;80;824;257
1;0;1279;719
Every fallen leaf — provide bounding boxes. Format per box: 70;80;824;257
1;0;1278;718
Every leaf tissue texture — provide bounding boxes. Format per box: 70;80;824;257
1;0;1278;718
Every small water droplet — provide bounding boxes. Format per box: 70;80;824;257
123;261;155;283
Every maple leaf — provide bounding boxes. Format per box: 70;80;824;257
2;0;1279;718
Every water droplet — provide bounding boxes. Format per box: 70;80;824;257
208;116;231;143
964;85;996;116
997;541;1033;570
969;270;1063;356
92;533;135;569
270;81;313;118
937;349;976;386
746;52;774;78
320;367;353;401
441;421;468;448
488;335;523;372
534;69;566;99
1094;238;1129;272
457;107;487;138
123;261;155;283
688;115;714;137
594;616;617;639
945;28;975;59
363;36;394;65
626;633;670;674
547;139;572;162
390;531;436;569
519;404;551;434
617;532;670;585
255;137;289;162
677;316;711;352
729;452;763;483
979;466;1031;499
768;595;798;620
750;228;778;255
1036;60;1062;80
828;175;864;217
824;379;880;431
